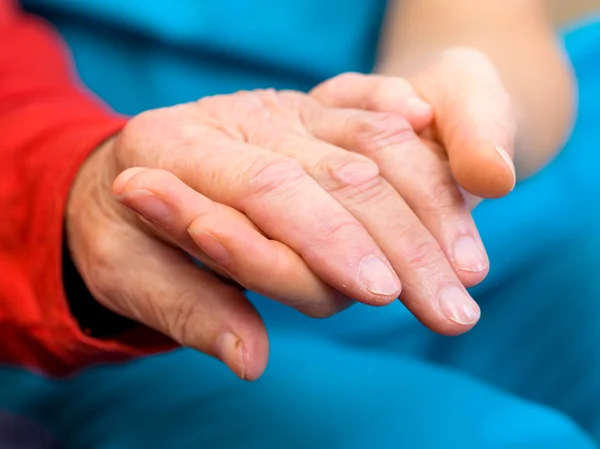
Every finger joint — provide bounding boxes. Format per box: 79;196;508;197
353;113;416;156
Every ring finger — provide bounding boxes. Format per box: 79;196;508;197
262;112;481;334
305;107;490;288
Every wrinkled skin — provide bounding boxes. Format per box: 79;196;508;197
66;48;516;380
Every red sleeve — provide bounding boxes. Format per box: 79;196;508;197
0;0;172;376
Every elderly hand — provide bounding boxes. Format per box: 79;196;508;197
67;79;492;380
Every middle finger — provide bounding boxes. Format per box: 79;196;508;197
267;109;481;334
307;108;490;288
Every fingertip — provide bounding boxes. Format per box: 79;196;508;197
438;285;480;329
208;285;269;381
450;234;490;287
403;97;435;132
450;142;516;198
435;321;478;337
404;284;480;337
241;332;270;381
429;309;480;337
215;325;269;381
410;302;479;337
356;255;402;306
117;226;268;381
112;167;150;195
457;269;489;290
215;332;243;376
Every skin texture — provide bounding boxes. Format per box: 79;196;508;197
67;73;515;380
66;1;575;381
377;0;576;180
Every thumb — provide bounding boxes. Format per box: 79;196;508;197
411;48;517;198
76;216;269;381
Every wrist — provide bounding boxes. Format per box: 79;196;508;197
64;135;137;337
62;226;137;338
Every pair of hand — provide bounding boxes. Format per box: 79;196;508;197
66;48;517;380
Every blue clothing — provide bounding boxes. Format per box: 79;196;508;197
4;1;600;447
22;0;387;114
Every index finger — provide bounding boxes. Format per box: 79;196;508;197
119;110;402;307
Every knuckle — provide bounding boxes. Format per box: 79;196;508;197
416;179;463;215
202;90;257;117
353;113;416;155
230;90;303;142
197;92;255;126
315;216;365;243
245;124;298;150
164;292;203;348
198;93;254;141
201;90;274;116
345;176;393;207
250;88;284;112
278;90;309;110
401;237;444;273
242;156;307;199
313;152;380;192
117;105;201;165
299;217;368;270
249;89;292;113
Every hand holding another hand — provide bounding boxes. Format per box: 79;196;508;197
66;48;517;379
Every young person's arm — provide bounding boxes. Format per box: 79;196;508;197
377;0;576;178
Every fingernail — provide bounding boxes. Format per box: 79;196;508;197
358;256;402;297
439;286;480;325
188;230;231;264
118;190;170;223
112;168;149;195
406;97;434;115
494;144;516;191
216;332;247;380
453;236;486;272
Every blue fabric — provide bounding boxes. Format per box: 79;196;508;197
5;1;600;447
21;0;387;113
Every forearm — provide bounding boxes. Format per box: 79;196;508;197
376;0;576;178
